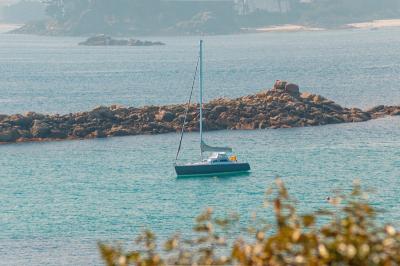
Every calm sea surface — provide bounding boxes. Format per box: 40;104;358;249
0;29;400;265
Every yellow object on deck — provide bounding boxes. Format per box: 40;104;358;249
230;155;237;162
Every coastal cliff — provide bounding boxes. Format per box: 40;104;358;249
0;82;399;144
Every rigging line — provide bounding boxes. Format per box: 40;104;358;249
175;56;200;162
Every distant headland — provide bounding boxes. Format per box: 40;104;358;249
6;0;400;37
0;81;398;144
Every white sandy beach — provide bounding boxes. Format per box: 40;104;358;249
253;24;324;32
246;19;400;33
348;19;400;29
0;23;22;33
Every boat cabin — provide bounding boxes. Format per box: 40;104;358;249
207;152;236;164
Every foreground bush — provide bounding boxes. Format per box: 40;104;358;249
99;179;400;265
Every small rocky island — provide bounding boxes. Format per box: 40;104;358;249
0;81;399;144
79;35;165;46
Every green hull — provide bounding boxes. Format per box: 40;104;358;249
175;163;250;176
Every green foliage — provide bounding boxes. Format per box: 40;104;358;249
42;0;236;35
238;0;400;27
1;0;46;23
298;0;400;26
99;179;400;265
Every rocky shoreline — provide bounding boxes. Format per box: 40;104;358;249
0;81;399;144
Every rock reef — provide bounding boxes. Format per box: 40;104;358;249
79;35;165;46
0;81;399;144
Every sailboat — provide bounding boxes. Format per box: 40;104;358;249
174;40;251;176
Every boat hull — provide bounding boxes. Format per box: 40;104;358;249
175;163;250;176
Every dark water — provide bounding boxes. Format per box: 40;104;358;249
0;29;399;265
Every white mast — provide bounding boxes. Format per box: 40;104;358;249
199;40;204;159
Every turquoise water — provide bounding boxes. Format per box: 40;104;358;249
0;29;400;265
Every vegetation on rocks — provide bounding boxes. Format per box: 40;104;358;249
0;81;399;144
99;179;400;265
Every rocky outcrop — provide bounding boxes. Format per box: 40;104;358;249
79;35;165;46
0;81;399;144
